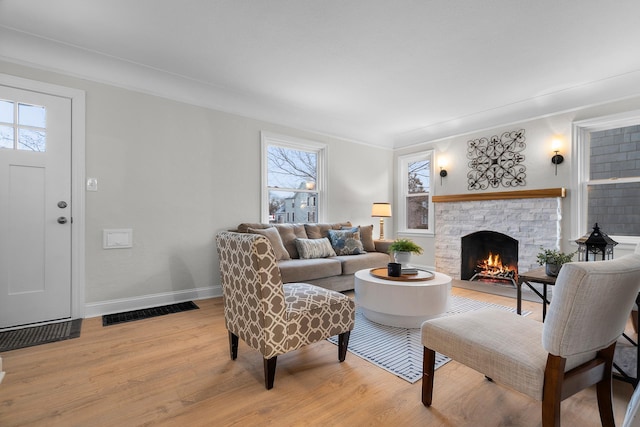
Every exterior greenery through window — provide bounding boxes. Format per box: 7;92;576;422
398;151;434;233
574;114;640;243
261;132;326;224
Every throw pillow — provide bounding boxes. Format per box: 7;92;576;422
247;227;291;261
328;229;366;255
343;225;375;252
295;238;336;259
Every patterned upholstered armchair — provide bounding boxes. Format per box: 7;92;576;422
216;231;355;389
422;247;640;426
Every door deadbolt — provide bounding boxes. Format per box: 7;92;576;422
58;201;68;209
57;217;68;224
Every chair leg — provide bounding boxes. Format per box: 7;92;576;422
264;356;277;390
229;331;239;360
422;347;436;406
596;343;616;427
542;354;566;427
338;331;350;362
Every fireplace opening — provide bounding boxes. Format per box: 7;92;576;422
461;231;518;286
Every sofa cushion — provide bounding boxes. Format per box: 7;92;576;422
237;222;270;233
334;252;391;275
328;229;366;255
237;223;308;258
274;223;308;259
356;224;376;252
304;222;352;239
278;258;342;283
295;237;336;259
247;227;291;261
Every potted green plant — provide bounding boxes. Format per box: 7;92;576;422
536;247;576;277
389;238;423;267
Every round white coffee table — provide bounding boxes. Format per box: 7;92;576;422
354;268;452;328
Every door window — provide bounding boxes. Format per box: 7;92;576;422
0;100;46;151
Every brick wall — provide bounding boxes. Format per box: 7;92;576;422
434;197;563;279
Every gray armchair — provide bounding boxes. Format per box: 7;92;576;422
422;250;640;426
216;231;355;389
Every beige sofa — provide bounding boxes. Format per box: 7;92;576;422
234;222;392;292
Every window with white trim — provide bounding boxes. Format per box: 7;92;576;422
397;151;434;233
573;113;640;244
261;132;327;224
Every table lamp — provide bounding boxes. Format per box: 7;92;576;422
371;203;392;240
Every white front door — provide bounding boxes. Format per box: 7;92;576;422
0;85;72;328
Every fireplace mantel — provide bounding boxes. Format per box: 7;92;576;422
432;188;565;203
434;190;564;279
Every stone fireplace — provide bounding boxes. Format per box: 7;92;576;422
434;188;565;282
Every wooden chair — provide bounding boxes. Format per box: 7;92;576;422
422;250;640;426
216;231;355;389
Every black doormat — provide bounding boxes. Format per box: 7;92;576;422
0;319;82;352
102;301;199;326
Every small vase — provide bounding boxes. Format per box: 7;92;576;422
545;263;561;277
393;251;412;268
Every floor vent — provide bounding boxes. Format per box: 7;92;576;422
102;301;199;326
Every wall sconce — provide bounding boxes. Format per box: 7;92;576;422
438;157;448;185
371;202;392;240
550;138;564;175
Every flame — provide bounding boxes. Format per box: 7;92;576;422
477;252;515;277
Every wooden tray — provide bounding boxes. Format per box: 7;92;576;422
369;268;435;282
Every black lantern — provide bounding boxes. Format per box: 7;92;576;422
575;223;618;261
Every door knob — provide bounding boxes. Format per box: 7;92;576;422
57;217;68;224
58;201;68;209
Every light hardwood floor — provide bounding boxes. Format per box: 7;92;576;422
0;287;635;426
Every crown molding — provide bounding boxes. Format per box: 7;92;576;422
0;26;390;149
393;70;640;148
3;25;640;151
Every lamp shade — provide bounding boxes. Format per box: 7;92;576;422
371;203;392;217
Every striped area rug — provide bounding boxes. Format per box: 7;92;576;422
328;295;529;383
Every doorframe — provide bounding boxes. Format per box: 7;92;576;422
0;73;86;320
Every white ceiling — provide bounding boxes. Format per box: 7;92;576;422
1;0;640;149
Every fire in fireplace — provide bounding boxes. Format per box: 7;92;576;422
461;231;518;286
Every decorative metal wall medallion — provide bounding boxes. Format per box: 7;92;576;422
467;129;526;190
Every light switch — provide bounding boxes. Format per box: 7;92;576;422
103;229;133;249
87;177;98;192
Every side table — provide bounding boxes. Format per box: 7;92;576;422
516;266;555;321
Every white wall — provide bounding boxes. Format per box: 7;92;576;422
0;61;392;313
2;58;638;313
395;96;640;268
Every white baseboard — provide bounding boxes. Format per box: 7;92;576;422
84;286;222;318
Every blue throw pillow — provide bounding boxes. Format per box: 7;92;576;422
328;229;366;255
